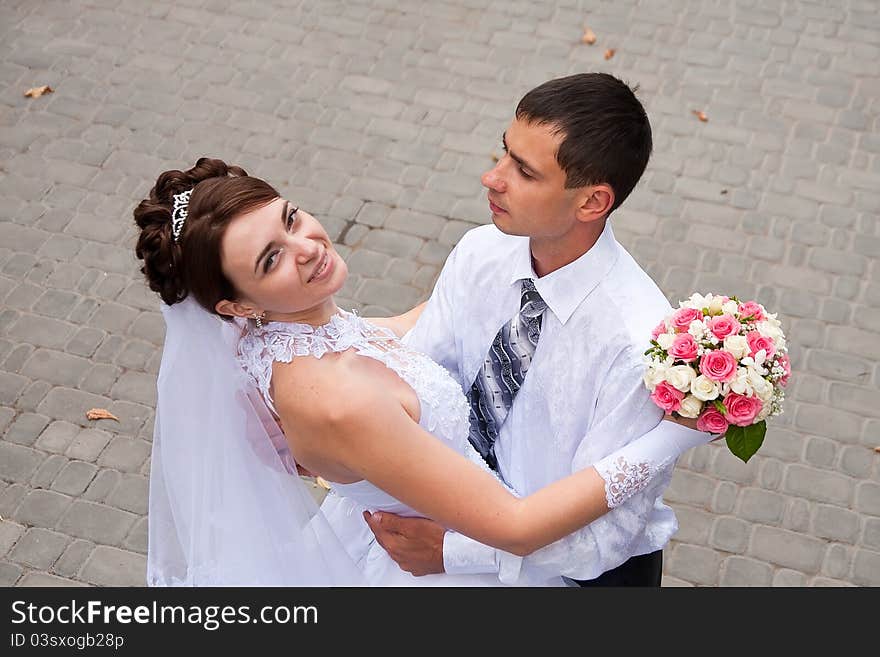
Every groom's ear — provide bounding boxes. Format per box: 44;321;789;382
215;298;256;319
575;183;614;224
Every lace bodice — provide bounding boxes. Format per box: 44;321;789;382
236;310;507;514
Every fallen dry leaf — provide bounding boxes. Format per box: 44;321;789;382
692;109;709;122
874;446;880;453
604;48;616;60
581;28;597;45
24;85;53;98
86;408;119;422
316;476;331;490
720;189;729;195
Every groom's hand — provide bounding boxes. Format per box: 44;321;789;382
363;511;445;576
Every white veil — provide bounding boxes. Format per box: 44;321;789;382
146;296;365;586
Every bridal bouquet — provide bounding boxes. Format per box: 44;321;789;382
644;293;790;463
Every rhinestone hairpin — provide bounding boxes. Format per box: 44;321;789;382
171;189;192;242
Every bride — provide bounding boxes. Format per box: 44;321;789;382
136;158;713;586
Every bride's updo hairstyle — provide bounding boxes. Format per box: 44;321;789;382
134;157;278;316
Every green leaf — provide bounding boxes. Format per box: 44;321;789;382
725;421;766;463
713;400;727;414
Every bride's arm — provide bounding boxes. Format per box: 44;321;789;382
277;363;619;557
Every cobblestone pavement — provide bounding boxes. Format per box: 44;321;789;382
1;0;878;587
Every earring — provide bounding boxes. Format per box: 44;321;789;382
254;312;265;329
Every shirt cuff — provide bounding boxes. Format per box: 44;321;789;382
442;532;499;575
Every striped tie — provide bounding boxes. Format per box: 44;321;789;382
467;279;547;470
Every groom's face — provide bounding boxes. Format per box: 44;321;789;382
481;117;584;241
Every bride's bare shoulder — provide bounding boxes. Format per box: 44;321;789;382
270;351;393;423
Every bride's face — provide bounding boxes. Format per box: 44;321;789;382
217;197;347;317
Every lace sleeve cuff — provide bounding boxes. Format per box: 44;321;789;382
593;421;713;509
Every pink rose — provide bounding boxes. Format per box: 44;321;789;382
746;331;776;359
651;320;667;341
671;307;703;332
669;333;699;362
738;301;765;322
723;392;763;427
708;314;741;340
697;406;729;434
776;353;791;387
699;349;738;383
650;381;685;413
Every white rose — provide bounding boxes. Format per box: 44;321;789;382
678;394;703;419
755;321;777;339
657;333;675;350
691;374;720;401
688;319;706;339
729;367;752;395
687;293;710;309
750;371;774;403
722;300;738;315
723;335;749;360
756;403;771;422
643;364;668;391
708;295;725;314
666;365;697;392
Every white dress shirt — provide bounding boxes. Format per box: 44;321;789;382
404;220;693;585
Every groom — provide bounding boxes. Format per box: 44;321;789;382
365;73;703;586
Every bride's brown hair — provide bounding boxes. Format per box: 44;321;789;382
134;157;278;316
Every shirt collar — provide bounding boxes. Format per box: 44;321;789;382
509;221;620;325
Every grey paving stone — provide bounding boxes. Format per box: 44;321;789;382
123;517;148;554
51;538;95;579
57;500;137;545
107;474;149;515
21;349;91;387
7;528;70;569
82;469;120;504
17;572;90;586
0;520;25;558
15;489;73;528
37;387;113;426
51;461;99;497
80;364;122;396
34;421;80;455
852;549;880;586
0;561;23;586
719;556;773;586
667;544;722;585
30;454;69;490
739;488;786;524
80;545;146;586
65;428;113;463
783;464;854;506
4;412;50;447
0;442;44;485
66;327;106;358
97;437;151;473
773;568;808;587
749;525;825;573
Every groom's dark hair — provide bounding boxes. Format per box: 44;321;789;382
516;72;652;214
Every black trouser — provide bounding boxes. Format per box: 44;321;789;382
566;550;663;587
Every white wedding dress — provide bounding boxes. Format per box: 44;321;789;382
237;309;558;586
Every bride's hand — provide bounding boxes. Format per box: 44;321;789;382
663;413;699;431
664;413;724;442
